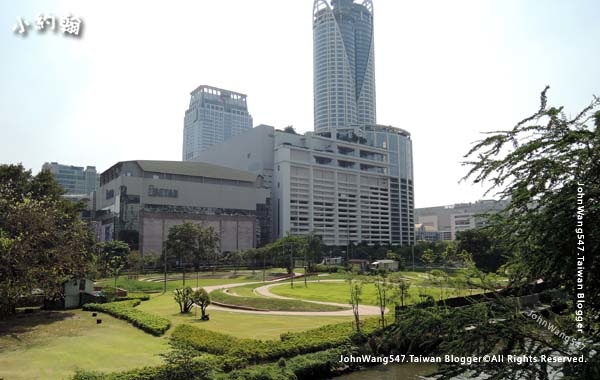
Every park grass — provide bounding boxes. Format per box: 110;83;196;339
0;291;354;379
226;283;264;297
95;274;262;293
135;292;353;340
0;309;168;380
210;288;348;312
95;270;291;293
269;279;484;306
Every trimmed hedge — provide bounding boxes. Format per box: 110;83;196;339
73;365;188;380
172;318;381;363
72;348;348;380
115;294;151;302
83;300;170;336
228;347;349;380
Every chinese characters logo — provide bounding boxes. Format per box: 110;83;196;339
13;14;83;37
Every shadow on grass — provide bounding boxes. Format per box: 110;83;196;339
0;310;77;340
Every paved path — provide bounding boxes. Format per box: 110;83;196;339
199;278;385;317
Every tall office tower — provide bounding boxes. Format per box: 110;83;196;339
182;85;253;161
313;0;376;133
42;162;99;195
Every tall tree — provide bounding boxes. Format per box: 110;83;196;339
97;240;130;278
373;275;394;328
197;225;220;274
456;228;508;272
166;222;201;286
304;231;323;272
166;222;221;285
0;164;95;316
348;278;364;335
444;87;600;378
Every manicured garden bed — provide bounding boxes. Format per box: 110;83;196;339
211;288;347;312
83;300;171;336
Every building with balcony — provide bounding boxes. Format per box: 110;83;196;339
192;123;414;246
415;199;510;241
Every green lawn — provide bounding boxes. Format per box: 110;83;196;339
0;309;168;380
269;279;483;306
135;292;353;339
94;270;283;293
3;271;487;379
210;287;348;312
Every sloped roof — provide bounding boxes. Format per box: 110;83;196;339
135;160;257;183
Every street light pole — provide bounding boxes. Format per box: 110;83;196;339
262;250;266;282
412;244;415;272
288;243;294;289
304;249;308;288
162;219;167;294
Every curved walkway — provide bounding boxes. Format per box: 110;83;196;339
199;278;384;317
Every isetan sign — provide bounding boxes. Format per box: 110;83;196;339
147;185;178;198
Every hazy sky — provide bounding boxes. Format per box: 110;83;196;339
1;0;599;208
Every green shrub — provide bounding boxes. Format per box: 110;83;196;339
227;348;348;380
72;370;105;380
72;365;185;380
83;300;170;336
172;318;382;363
115;294;151;302
313;264;345;273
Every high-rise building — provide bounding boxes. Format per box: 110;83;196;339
415;200;510;241
192;124;414;246
189;0;415;246
182;85;253;161
42;162;99;195
313;0;376;132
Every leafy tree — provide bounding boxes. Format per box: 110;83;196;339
445;87;600;378
428;269;449;301
389;273;411;307
373;275;394;328
97;241;130;290
283;125;297;134
265;234;307;274
421;248;438;266
439;242;457;270
166;222;220;285
173;287;194;313
463;87;600;299
226;251;244;275
197;225;220;274
0;164;95;316
456;228;508;272
348;278;363;334
166;222;200;286
192;288;211;320
126;250;142;274
304;231;323;272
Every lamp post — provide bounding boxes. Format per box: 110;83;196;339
304;248;308;288
162;219;167;294
289;244;294;289
262;250;266;282
412;244;415;272
283;243;295;288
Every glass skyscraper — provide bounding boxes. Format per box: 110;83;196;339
42;162;99;195
313;0;376;133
